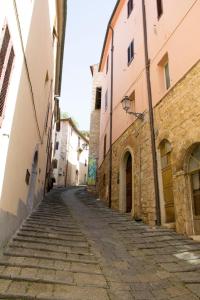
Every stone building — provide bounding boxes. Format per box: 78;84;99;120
53;118;89;187
88;64;103;192
98;0;200;237
0;0;66;246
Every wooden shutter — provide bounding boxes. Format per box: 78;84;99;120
0;47;14;117
0;24;14;126
0;26;10;78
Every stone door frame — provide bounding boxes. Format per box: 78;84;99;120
119;147;134;215
184;143;200;235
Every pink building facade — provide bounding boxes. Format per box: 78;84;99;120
98;0;200;236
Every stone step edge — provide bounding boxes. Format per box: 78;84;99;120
16;233;88;245
24;222;79;230
0;274;76;286
0;293;69;300
3;252;99;265
8;244;94;256
12;237;90;250
20;225;84;236
25;221;79;229
17;231;87;242
0;261;102;275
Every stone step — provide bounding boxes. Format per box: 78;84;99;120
9;242;92;256
18;229;86;241
21;225;83;236
27;216;75;223
23;221;79;230
0;279;109;300
0;268;75;285
12;236;90;252
15;233;88;247
0;259;102;274
25;220;79;228
4;251;98;265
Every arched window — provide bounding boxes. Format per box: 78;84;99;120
188;144;200;216
160;140;175;223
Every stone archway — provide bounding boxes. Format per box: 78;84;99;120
119;148;134;214
185;143;200;234
158;139;175;224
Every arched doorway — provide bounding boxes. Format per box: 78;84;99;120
188;144;200;234
119;150;133;214
159;140;175;223
126;153;132;213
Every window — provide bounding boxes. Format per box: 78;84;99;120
106;55;109;74
104;90;108;111
95;87;102;109
78;136;80;147
164;61;170;90
0;24;15;126
127;0;133;17
85;160;87;167
55;141;59;150
157;0;163;19
127;40;134;65
52;159;58;169
103;135;107;159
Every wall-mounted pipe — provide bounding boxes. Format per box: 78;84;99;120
142;0;161;225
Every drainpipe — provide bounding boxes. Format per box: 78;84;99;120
142;0;161;225
108;25;114;208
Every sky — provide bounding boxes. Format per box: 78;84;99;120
60;0;117;131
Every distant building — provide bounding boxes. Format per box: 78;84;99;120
0;0;66;246
98;0;200;236
53;118;89;186
88;64;103;192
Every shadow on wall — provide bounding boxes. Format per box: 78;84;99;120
0;0;52;245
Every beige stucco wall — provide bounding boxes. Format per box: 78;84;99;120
0;0;62;246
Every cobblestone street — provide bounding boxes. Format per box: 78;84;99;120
0;187;200;299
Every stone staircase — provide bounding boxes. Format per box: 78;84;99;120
0;191;109;299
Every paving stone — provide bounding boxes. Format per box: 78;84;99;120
53;284;110;299
0;278;12;292
7;281;29;294
74;272;108;287
185;284;200;297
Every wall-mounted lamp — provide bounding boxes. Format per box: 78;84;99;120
82;143;89;150
121;96;144;120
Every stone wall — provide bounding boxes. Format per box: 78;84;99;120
88;64;103;191
98;60;200;234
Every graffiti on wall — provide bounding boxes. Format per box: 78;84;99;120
88;158;96;185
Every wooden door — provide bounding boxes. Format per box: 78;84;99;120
191;170;200;234
160;141;175;223
126;154;132;213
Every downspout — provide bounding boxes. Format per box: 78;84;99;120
142;0;161;225
108;25;114;208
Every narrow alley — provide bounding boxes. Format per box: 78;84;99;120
0;188;200;299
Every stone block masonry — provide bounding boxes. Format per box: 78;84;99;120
99;60;200;235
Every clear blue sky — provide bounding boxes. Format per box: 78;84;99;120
60;0;117;131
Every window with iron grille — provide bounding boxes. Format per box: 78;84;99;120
0;24;15;126
127;40;134;65
95;87;102;109
127;0;133;18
